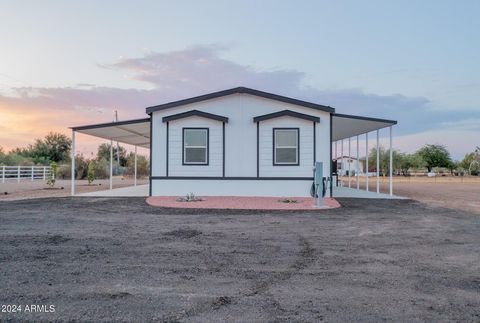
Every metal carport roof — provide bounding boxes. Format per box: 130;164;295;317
332;113;397;141
70;113;397;148
70;118;150;148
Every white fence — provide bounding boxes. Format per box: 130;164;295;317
1;166;51;183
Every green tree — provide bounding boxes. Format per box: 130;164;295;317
410;153;426;171
397;153;426;175
96;143;127;167
416;144;452;172
460;151;480;175
0;146;5;165
16;132;71;164
367;147;404;175
42;132;72;162
397;153;412;176
445;160;458;175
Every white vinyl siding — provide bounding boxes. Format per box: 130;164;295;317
259;117;314;177
151;94;332;194
167;117;222;177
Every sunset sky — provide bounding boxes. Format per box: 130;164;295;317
0;0;479;159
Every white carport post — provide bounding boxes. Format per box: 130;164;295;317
109;140;113;190
389;126;393;196
71;130;75;196
365;132;369;192
134;145;137;186
356;135;359;190
348;138;351;188
341;139;344;187
376;130;380;194
334;141;337;186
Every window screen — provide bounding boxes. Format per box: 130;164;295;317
183;128;208;164
274;128;299;165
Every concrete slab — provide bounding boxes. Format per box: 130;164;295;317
333;186;406;199
78;184;148;197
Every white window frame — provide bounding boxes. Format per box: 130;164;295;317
183;128;209;165
273;128;299;166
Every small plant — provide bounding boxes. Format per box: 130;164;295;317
176;193;204;202
278;198;299;204
87;161;95;185
46;161;57;188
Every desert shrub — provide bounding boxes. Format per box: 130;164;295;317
94;158;109;179
56;164;70;179
278;198;299;203
47;161;58;187
74;156;88;179
55;156;92;180
87;161;95;184
124;153;149;178
176;193;203;202
97;143;127;166
0;153;35;166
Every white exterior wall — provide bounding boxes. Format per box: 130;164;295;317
150;93;331;197
259;117;314;177
336;158;364;176
168;117;223;177
152;179;313;197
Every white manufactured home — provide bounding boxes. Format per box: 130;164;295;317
335;156;364;176
70;87;397;197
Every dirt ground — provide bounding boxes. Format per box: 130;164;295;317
340;176;480;214
1;197;479;322
2;176;479;214
0;177;148;201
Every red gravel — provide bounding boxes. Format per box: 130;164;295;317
146;196;341;210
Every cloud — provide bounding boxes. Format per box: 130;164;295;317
102;45;480;136
0;44;478;156
103;45;305;98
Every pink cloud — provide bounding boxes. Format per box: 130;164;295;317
0;44;478;158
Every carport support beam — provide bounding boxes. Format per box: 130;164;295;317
134;145;137;186
341;139;344;187
333;141;337;187
110;140;113;190
356;135;359;190
389;126;393;196
71;130;75;196
376;130;380;194
366;132;369;192
348;138;351;188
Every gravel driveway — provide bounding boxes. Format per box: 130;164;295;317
1;197;479;322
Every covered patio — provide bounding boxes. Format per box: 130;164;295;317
332;113;397;197
70;118;150;196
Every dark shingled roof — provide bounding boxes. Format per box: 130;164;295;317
146;87;335;114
